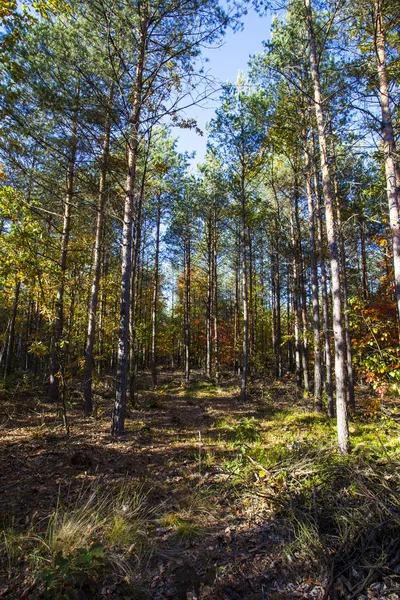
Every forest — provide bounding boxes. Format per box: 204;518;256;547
0;0;400;598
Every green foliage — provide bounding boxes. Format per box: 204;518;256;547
0;187;49;284
38;544;105;598
231;417;261;444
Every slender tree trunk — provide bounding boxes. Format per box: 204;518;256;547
290;204;303;388
98;248;108;376
240;168;248;402
248;224;254;368
260;248;265;369
184;221;191;383
374;0;400;327
304;139;322;409
151;196;161;388
3;280;20;379
83;84;114;415
332;160;355;411
212;210;219;384
313;137;334;417
270;191;282;378
49;85;79;402
305;0;349;453
234;244;239;375
287;274;293;373
129;136;151;400
295;188;310;393
359;216;370;301
206;214;212;378
271;250;277;375
275;247;282;378
111;22;146;436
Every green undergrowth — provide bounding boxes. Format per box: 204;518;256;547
1;379;400;598
181;380;235;400
0;477;216;598
218;400;400;595
0;483;156;598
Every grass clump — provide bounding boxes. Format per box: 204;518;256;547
159;513;204;539
105;484;153;556
46;490;106;558
0;482;155;598
2;526;34;575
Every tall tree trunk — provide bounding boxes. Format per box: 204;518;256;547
270;188;282;378
206;214;212;378
313;136;334;417
271;249;277;375
97;251;106;376
184;220;191;383
212;210;220;384
287;273;293;373
305;0;349;454
111;21;146;436
49;84;79;402
240;168;248;402
234;243;239;375
275;246;282;378
290;203;303;388
129;135;151;401
304;139;322;409
3;280;20;379
83;84;114;415
248;224;254;368
359;216;370;301
260;249;266;369
374;0;400;327
295;188;310;393
151;196;161;388
332;158;355;411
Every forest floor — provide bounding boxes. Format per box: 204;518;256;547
0;372;400;600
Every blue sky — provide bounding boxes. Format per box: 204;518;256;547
172;5;273;165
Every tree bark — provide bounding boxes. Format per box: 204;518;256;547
49;84;79;402
240;167;248;402
111;21;146;436
290;202;303;388
248;224;254;367
313;136;334;417
212;209;219;384
206;213;212;378
305;0;349;454
83;84;114;415
332;158;355;411
151;195;161;388
3;280;20;380
304;138;322;410
184;219;191;383
295;188;310;393
374;0;400;326
129;136;151;401
359;216;370;301
234;241;239;375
